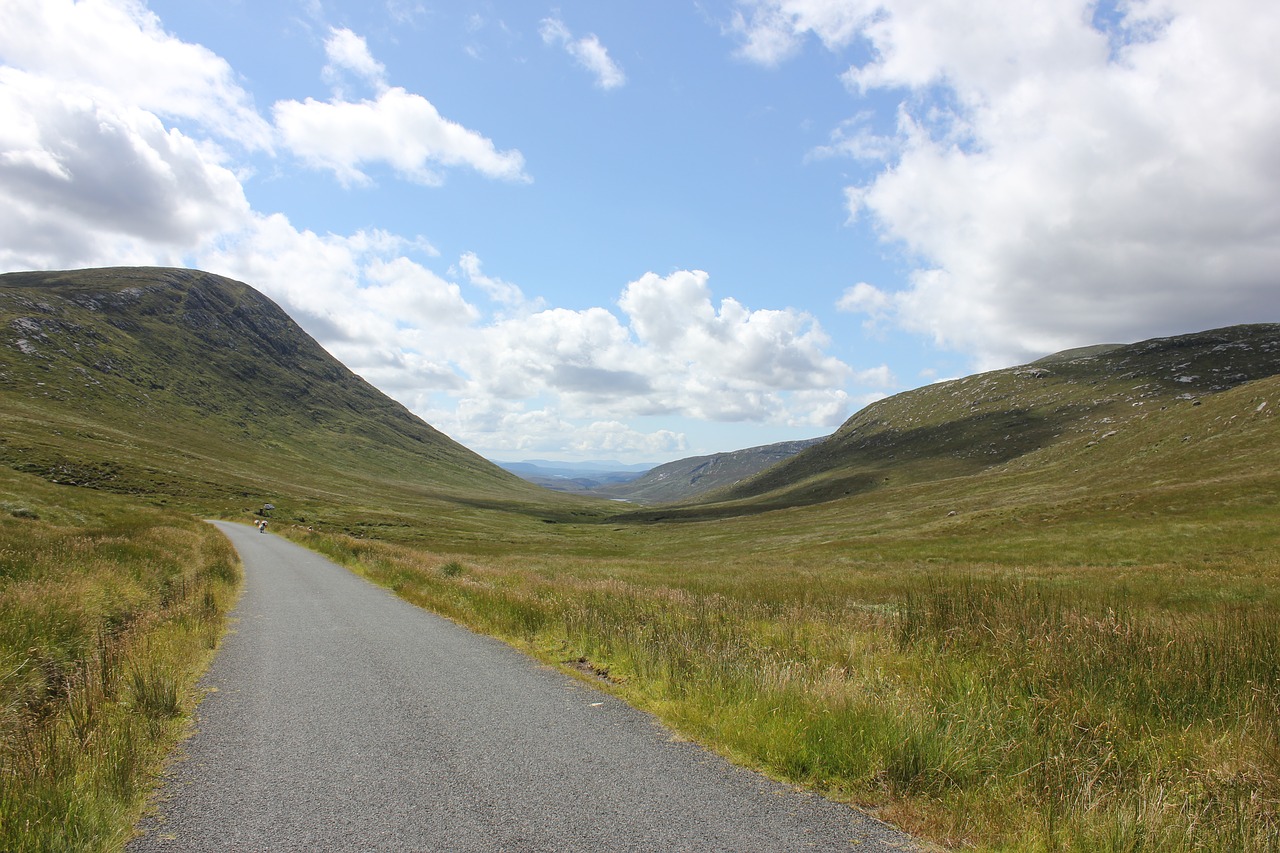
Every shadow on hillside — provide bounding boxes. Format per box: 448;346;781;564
607;409;1063;524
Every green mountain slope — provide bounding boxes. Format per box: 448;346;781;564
0;267;578;526
621;324;1280;520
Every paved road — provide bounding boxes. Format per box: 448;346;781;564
129;521;927;852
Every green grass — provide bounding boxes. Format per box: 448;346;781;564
0;470;240;853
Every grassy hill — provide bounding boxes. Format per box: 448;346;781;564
618;324;1280;520
0;267;594;535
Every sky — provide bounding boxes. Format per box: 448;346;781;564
1;1;1277;464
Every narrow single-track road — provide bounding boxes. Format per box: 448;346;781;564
128;521;927;852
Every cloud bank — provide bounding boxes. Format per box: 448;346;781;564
735;0;1280;368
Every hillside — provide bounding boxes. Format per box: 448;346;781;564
3;267;1276;534
618;324;1280;519
593;438;824;504
0;267;584;529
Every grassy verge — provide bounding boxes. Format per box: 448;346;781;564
0;472;240;853
284;524;1279;852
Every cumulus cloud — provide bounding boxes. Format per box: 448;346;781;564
441;268;860;434
440;403;687;459
295;26;533;189
736;0;1280;368
619;270;851;394
0;0;272;150
468;306;638;402
0;68;251;272
194;223;864;450
0;0;262;272
539;18;626;90
209;240;861;450
837;281;890;315
274;86;529;187
570;421;687;457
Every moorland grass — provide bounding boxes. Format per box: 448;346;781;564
0;472;240;853
289;526;1280;852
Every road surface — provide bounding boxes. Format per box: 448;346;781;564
128;521;928;852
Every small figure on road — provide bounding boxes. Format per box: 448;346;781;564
260;520;268;533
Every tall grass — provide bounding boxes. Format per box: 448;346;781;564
0;495;240;853
292;527;1280;852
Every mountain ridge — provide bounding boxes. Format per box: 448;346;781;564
0;267;569;524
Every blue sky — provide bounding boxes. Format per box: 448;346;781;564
2;1;1277;463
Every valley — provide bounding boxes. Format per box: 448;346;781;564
1;267;1277;852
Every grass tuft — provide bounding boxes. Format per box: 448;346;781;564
0;472;240;853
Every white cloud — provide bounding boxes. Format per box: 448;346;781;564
729;0;871;66
457;251;545;313
853;364;894;386
0;0;272;150
196;214;475;362
810;113;896;162
837;281;890;316
0;0;265;272
363;256;479;329
571;421;687;457
274;86;529;186
195;225;862;451
785;389;854;428
323;27;387;91
437;268;859;432
539;18;626;90
437;402;686;460
619;270;851;393
0;68;251;272
737;0;1280;368
468;306;641;402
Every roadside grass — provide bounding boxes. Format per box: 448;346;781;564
289;524;1280;852
0;471;240;853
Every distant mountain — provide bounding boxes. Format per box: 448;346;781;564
0;267;567;522
588;439;824;504
494;460;652;493
500;459;656;474
495;442;825;504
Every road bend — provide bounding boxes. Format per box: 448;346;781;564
128;521;928;852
